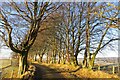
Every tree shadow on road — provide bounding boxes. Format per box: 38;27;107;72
32;63;80;80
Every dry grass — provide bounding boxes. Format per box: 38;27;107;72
41;63;79;72
2;66;19;78
0;59;11;69
40;63;119;79
1;59;19;78
73;68;119;78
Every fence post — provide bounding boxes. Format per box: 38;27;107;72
112;66;115;74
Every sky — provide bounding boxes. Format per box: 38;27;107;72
0;0;119;2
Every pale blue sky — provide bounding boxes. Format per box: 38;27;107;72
0;0;119;2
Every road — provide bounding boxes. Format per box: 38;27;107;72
32;63;77;80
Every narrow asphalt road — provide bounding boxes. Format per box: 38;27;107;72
32;63;68;80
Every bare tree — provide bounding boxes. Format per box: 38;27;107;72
0;1;59;75
57;2;119;68
30;12;62;63
82;2;119;69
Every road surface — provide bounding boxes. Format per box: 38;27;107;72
32;63;77;80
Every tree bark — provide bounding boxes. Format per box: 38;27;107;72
66;50;70;64
18;51;28;76
53;51;56;64
88;54;96;69
70;55;77;66
46;52;49;63
58;52;61;64
74;55;78;65
51;50;56;64
83;53;96;69
40;55;43;63
82;49;88;68
90;55;95;68
61;50;65;64
83;3;91;69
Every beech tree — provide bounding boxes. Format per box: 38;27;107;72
58;2;119;68
59;3;88;65
82;2;119;69
0;1;59;75
30;12;62;63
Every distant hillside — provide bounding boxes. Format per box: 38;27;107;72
77;57;118;65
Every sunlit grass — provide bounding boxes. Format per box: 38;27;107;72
2;66;18;78
1;59;19;78
40;63;119;79
0;59;11;69
73;68;119;78
41;63;79;72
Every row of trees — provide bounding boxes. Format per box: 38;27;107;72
31;2;119;68
0;2;119;76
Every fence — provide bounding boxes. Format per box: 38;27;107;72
93;64;119;75
0;59;19;79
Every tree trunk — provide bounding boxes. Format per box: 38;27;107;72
88;54;96;69
74;55;78;65
58;52;61;64
18;51;28;76
83;53;96;69
82;49;88;68
51;50;56;64
53;52;56;64
70;56;77;66
69;53;78;66
61;51;65;64
46;52;49;63
39;54;43;63
83;3;91;69
83;58;87;68
66;49;70;64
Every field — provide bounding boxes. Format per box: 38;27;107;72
78;57;119;74
0;59;11;69
0;59;19;78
